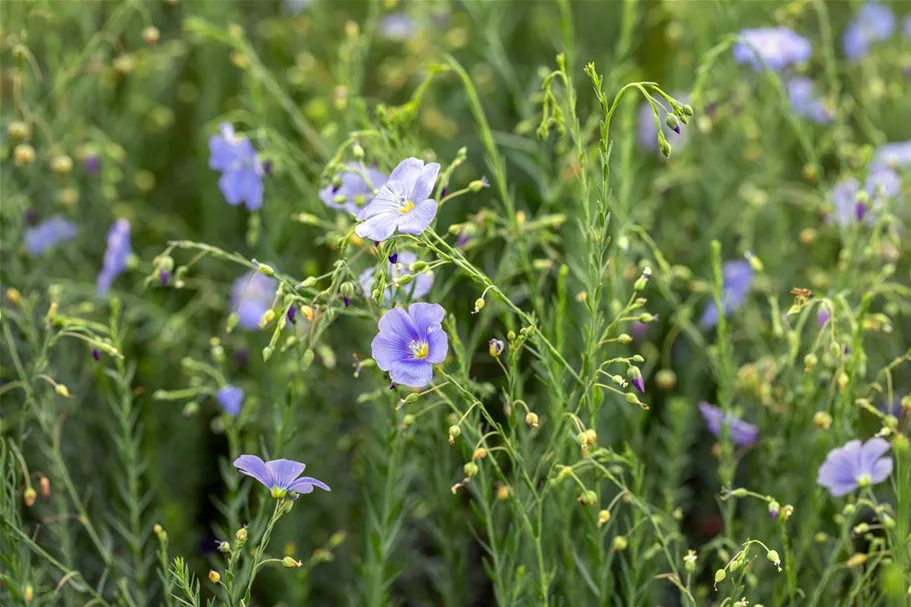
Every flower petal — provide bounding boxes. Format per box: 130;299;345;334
387;157;424;192
425;325;448;364
216;385;244;417
266;459;306;490
870;456;894;484
288;476;331;493
389;359;434;388
860;437;891;473
378;307;419;339
355;211;399;242
234;455;272;488
371;331;412;371
219;171;246;206
411;162;440;201
408;302;445;335
397;199;438;235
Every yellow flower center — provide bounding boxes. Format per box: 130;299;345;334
399;199;415;214
411;341;429;360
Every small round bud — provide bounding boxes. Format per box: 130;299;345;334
236;526;248;542
217;540;230;553
14;144;36;166
51;154;73;175
463;462;479;478
714;569;726;584
473;298;485;313
352;142;365;159
681;104;694;116
525;412;539;429
813;411;832;430
611;535;628;551
597;509;611;527
767;550;781;569
496;484;510;501
472;447;488;461
8;121;30;141
768;500;780;519
468;177;490;192
655;369;676;390
153;523;164;535
143;26;160;44
282;556;303;568
208;570;221;584
448;424;461;444
664;113;680;133
24;487;37;507
578;490;598;507
55;384;70;398
804;353;818;372
402;414;415;427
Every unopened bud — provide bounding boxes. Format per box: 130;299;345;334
472;448;488;461
448;425;461;444
143;26;160;44
217;541;231;553
38;475;50;498
473;298;485;313
282;556;303;568
14;144;36;166
714;569;726;584
768;500;780;519
767;550;781;569
525;412;539;428
611;535;628;551
236;526;248;543
496;484;510;501
8;121;30;141
55;384;70;398
597;509;611;527
578;490;598;506
208;570;221;584
813;411;832;430
24;487;37;507
51;155;73;175
24;585;34;603
804;353;817;372
463;462;479;478
258;263;275;277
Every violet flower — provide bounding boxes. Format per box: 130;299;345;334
829;168;901;226
234;455;330;499
208;123;264;211
379;13;416;41
97;219;132;295
359;251;433;305
216;385;244;417
355;157;440;242
699;402;759;448
843;2;896;61
371;303;448;388
25;216;77;256
699;260;754;329
817;306;831;328
733;28;812;71
787;78;834;123
870;140;911;172
231;270;278;330
319;162;389;216
817;437;893;497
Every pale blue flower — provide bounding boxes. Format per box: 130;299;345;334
843;2;896;60
234;455;330;499
355;157;440;242
787;77;834;123
319;162;388;216
699;260;754;329
216;385;244;417
829;168;901;226
733;28;812;71
817;437;892;497
870;140;911;171
231;270;278;330
209;123;264;211
25;216;77;256
97;219;132;295
699;403;759;447
372;303;448;388
379;13;416;40
359;251;433;305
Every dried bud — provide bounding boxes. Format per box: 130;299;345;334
282;556;303;568
24;487;37;507
597;509;611;527
472;448;488;461
525;412;539;429
14;144;36;166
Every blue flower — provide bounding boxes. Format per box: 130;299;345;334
359;251;433;305
231;270;278;330
905;14;911;38
817;437;892;497
699;260;754;329
636;94;688;154
787;78;834;123
284;0;310;14
216;385;244;417
699;403;759;447
829;168;900;226
355;157;440;242
234;455;330;499
372;303;448;388
379;13;416;41
97;219;132;295
733;28;812;71
843;2;896;61
25;215;78;256
319;162;388;216
209;123;264;211
870;140;911;172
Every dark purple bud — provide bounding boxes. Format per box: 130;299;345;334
388;253;398;264
83;154;101;174
817;308;830;328
24;208;38;226
160;270;169;286
262;160;273;175
769;508;779;519
389;381;397;390
440;187;449;199
373;241;380;247
91;348;101;361
287;306;296;324
456;233;471;249
343;296;350;308
854;202;868;222
234;347;249;367
632;376;645;394
672;124;681;134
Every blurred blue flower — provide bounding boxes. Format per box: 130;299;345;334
379;13;416;40
372;303;448;388
817;306;831;327
905;14;911;37
231;270;278;330
216;385;244;417
209;123;264;211
319;162;388;216
733;27;812;71
636;95;688;154
234;455;330;499
355;157;440;242
284;0;310;14
699;260;754;329
699;402;759;447
829;168;900;226
787;78;834;123
817;437;892;497
97;219;132;295
359;251;433;305
843;2;895;60
870;140;911;171
25;215;77;256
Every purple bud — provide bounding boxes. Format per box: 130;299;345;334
287;306;296;324
456;233;471;249
373;241;380;247
817;308;830;328
83;154;100;173
160;270;169;286
262;160;273;175
769;507;779;519
23;208;38;226
672;124;681;134
343;295;350;308
233;347;249;368
389;381;397;390
440;187;449;199
632;376;645;394
91;348;101;361
854;202;868;222
388;253;398;264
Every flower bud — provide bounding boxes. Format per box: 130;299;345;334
781;504;794;521
208;570;221;584
468;177;490;192
813;411;832;430
804;353;818;372
463;462;479;478
143;26;160;44
448;425;461;445
655;369;676;390
714;569;726;584
38;475;50;498
24;585;34;603
55;384;70;398
488;338;504;357
153;523;163;535
472;297;485;314
659;137;672;158
768;500;780;519
258;263;275;277
217;541;230;553
525;412;539;429
578;429;597;448
496;484;510;501
8;121;30;141
282;556;303;568
767;550;781;569
236;526;248;543
24;487;37;507
684;550;697;572
262;346;273;362
597;509;611;527
611;535;628;551
402;414;415;427
665;113;680;134
14;144;36;166
578;490;598;507
472;448;488;461
51;155;73;175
